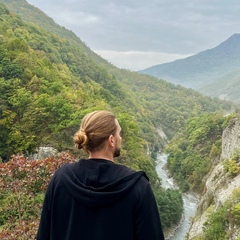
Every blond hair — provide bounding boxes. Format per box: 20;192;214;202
74;110;117;152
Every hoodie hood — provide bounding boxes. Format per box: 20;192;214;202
61;159;147;208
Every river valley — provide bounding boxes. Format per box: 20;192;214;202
156;154;199;240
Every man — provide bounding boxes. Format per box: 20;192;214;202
37;110;165;240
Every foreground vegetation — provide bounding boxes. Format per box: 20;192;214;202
0;153;75;239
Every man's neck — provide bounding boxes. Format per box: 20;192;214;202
89;151;114;162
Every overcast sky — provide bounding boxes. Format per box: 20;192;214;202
26;0;240;71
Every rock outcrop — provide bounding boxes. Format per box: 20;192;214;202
28;147;58;160
221;119;240;159
188;119;240;239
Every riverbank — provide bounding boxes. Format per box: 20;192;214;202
156;153;199;240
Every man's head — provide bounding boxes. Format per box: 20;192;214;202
74;110;122;158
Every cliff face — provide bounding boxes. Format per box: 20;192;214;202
188;119;240;239
222;119;240;159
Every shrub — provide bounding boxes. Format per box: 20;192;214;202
0;152;76;239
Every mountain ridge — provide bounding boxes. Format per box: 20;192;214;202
1;0;114;68
140;33;240;103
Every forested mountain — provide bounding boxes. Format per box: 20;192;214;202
1;0;112;67
0;1;235;238
140;34;240;103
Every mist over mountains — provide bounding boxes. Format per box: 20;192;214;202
140;33;240;103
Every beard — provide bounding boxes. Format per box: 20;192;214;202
114;146;121;157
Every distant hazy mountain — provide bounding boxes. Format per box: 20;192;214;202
140;34;240;103
199;70;240;103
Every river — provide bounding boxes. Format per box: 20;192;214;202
156;153;199;240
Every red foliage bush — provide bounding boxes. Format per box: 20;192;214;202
0;152;76;239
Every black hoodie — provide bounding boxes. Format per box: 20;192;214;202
37;159;165;240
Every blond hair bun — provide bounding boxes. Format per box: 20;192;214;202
74;129;88;150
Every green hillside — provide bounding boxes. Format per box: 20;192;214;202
0;1;235;237
1;0;112;67
110;69;233;139
165;112;233;192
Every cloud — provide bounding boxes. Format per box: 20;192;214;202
26;0;240;69
52;11;101;26
95;50;190;71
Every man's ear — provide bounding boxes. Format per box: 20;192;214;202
108;135;114;147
